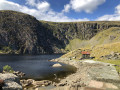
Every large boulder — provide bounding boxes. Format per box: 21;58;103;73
0;73;22;90
52;63;62;67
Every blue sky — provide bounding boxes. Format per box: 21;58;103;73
0;0;120;22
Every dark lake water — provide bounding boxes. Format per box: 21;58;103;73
0;55;76;81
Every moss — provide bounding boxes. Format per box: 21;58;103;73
3;65;14;73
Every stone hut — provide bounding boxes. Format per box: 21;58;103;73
81;51;90;59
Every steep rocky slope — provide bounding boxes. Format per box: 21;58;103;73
0;10;120;54
0;10;64;54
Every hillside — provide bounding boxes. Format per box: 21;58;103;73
62;27;120;59
0;10;64;54
0;10;120;54
40;21;120;51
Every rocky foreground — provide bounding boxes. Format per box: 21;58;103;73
0;73;22;90
0;58;120;90
50;58;120;90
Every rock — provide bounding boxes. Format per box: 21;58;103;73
104;83;118;89
58;83;67;86
101;52;120;60
13;71;25;78
0;73;20;84
20;79;52;88
0;73;22;90
3;81;22;90
33;80;52;87
0;80;4;86
88;80;118;89
20;79;35;87
35;88;39;90
72;57;76;59
88;80;103;88
52;63;62;67
0;79;4;89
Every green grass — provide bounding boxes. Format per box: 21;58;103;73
88;27;120;46
65;39;88;51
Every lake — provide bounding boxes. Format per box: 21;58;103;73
0;55;76;82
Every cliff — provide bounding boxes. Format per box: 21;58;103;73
0;10;120;54
0;10;64;54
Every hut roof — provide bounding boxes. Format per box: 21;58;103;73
81;51;90;55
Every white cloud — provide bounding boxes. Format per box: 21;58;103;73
26;0;50;12
0;0;89;22
63;0;106;13
115;4;120;14
96;14;120;21
0;0;21;11
62;4;71;13
26;0;36;6
96;4;120;21
37;2;50;11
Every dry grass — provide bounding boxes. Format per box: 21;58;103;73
91;42;120;59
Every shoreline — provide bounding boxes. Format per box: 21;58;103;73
1;57;120;90
50;58;120;90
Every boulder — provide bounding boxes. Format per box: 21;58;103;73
13;71;25;78
88;80;118;89
0;73;22;90
32;80;52;87
101;52;120;60
20;79;52;88
2;81;22;90
0;80;4;86
52;63;62;67
0;73;20;84
20;79;35;87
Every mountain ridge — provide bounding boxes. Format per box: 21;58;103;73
0;10;120;54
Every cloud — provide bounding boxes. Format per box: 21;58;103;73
63;0;106;13
62;4;71;13
37;2;50;11
26;0;50;12
0;0;21;11
115;4;120;14
96;4;120;21
0;0;89;22
26;0;36;6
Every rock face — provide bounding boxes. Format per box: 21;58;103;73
51;58;120;90
0;10;57;54
1;10;120;54
0;73;22;90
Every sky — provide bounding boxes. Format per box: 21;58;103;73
0;0;120;22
